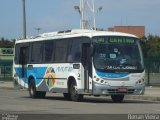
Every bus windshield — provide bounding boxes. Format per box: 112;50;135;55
93;36;144;73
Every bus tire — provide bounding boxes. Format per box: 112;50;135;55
70;81;83;102
63;93;71;100
38;91;46;98
111;95;124;103
29;79;46;98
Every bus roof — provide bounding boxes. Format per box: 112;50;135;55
16;29;137;44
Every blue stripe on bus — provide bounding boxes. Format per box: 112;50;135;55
96;71;129;79
15;67;47;85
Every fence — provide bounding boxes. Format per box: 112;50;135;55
0;64;13;81
145;56;160;86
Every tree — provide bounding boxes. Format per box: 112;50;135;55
146;35;160;57
0;37;15;48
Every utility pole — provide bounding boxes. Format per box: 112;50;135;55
92;0;96;29
75;0;102;29
22;0;26;39
75;0;88;29
80;0;86;29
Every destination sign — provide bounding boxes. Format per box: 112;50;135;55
109;37;136;44
95;37;136;44
97;37;105;43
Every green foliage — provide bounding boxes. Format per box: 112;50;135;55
146;34;160;57
0;37;15;48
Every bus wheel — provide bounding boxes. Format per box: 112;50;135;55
29;79;46;98
38;91;46;98
63;93;71;100
111;95;124;103
70;81;83;102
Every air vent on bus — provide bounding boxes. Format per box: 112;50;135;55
58;30;72;34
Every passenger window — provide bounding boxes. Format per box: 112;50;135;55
31;42;42;63
55;40;68;62
44;41;54;63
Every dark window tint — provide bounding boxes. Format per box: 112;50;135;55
15;44;30;64
15;44;20;64
31;42;42;63
44;41;54;63
19;47;29;65
69;37;91;63
69;40;81;62
55;40;68;62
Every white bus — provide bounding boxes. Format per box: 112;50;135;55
14;29;145;102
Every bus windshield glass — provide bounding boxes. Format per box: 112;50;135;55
93;36;144;73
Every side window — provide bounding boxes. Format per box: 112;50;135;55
15;44;29;64
15;44;20;64
69;39;82;62
44;41;54;63
31;42;42;63
19;47;29;65
55;40;68;62
69;37;91;63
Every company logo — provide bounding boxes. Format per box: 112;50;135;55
44;67;56;90
56;66;73;72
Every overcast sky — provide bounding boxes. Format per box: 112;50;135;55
0;0;160;39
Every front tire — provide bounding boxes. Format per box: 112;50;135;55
70;81;83;102
29;79;46;98
111;95;124;103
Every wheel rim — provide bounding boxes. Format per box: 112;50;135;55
30;84;34;96
71;84;78;97
30;86;34;95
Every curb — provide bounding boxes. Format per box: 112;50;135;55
125;95;160;101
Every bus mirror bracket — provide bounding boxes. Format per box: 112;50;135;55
90;44;94;57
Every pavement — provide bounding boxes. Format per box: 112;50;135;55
0;81;160;101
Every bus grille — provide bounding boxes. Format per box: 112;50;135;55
107;89;135;94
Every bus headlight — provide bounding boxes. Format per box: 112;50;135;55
101;80;104;83
136;78;145;85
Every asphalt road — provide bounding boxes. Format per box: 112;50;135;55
0;89;160;115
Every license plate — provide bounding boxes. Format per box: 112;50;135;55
118;88;128;92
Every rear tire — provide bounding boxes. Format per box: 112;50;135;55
70;81;83;102
111;95;124;103
63;93;71;100
29;79;46;98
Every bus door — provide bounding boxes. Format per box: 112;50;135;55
82;43;92;93
19;47;29;87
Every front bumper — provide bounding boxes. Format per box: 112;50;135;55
93;82;145;95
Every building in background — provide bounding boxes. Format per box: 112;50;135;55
0;48;14;81
108;26;145;38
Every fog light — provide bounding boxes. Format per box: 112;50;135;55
96;78;100;81
101;80;104;83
